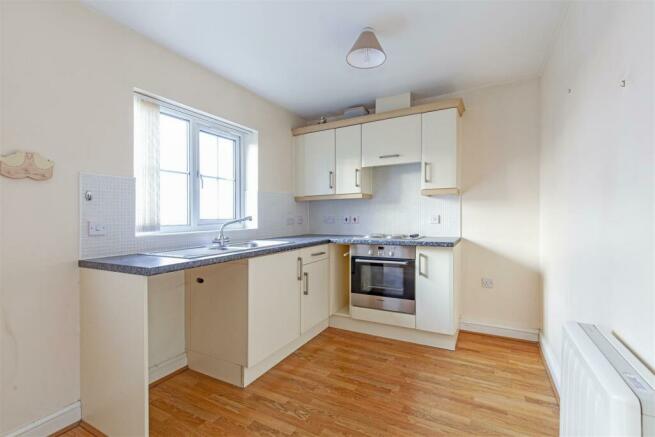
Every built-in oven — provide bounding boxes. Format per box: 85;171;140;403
350;244;416;315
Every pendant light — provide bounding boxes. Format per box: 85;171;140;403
346;27;386;69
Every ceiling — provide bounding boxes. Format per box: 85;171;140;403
83;1;566;120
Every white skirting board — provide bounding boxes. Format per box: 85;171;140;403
149;352;188;384
459;320;540;342
5;401;81;437
539;334;561;395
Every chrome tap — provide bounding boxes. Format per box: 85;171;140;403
212;216;252;247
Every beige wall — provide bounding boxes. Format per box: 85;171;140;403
540;1;654;381
0;1;300;433
431;79;542;332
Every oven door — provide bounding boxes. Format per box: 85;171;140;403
351;257;415;314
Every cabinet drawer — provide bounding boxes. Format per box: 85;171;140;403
362;114;421;167
299;244;329;263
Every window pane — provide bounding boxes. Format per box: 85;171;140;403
199;177;218;220
218;137;235;179
199;177;235;221
160;171;188;226
218;179;235;220
199;131;218;177
160;113;188;172
199;131;235;180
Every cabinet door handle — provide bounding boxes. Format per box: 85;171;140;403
424;162;432;183
303;272;309;295
418;253;428;278
355;168;360;187
329;171;334;189
311;251;326;257
297;257;303;280
379;154;400;159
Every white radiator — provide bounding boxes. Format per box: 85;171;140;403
560;322;655;437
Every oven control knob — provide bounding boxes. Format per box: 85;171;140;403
368;249;373;255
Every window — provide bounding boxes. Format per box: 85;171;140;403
134;93;246;233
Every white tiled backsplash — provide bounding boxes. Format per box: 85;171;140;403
308;164;461;236
79;173;137;259
79;165;459;259
79;173;309;259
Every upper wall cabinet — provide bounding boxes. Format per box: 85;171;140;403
421;108;460;196
292;98;464;201
294;130;336;197
336;125;372;196
295;126;372;200
361;114;421;167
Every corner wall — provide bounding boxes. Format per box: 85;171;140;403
457;79;542;335
540;1;655;380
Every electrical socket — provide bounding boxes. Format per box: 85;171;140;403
342;216;351;225
351;215;360;224
430;214;442;224
481;277;494;289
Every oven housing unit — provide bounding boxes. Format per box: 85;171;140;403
350;244;416;315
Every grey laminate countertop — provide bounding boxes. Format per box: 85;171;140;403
78;234;461;276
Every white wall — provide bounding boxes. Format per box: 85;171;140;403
455;79;542;333
0;1;302;433
540;0;654;380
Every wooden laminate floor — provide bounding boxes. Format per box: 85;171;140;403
62;329;559;436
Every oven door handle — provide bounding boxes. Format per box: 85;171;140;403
354;259;410;266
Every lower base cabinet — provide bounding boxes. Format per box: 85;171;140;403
248;250;302;366
187;247;331;387
415;246;461;335
300;257;329;334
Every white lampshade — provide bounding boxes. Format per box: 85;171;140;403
346;27;386;69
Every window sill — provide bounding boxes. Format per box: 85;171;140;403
136;225;257;238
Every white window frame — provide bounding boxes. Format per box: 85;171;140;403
136;92;248;233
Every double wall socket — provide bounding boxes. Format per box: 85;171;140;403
286;216;305;226
481;277;494;289
341;216;360;225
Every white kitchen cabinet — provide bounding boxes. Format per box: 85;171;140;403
295;129;335;196
336;125;372;195
361;114;421;167
300;256;329;334
248;250;301;366
415;246;459;335
187;262;249;367
421;108;460;194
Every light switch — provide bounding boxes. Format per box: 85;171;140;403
88;221;106;236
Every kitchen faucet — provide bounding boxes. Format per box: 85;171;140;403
213;216;252;247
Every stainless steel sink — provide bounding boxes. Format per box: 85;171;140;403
142;240;288;259
227;240;288;250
